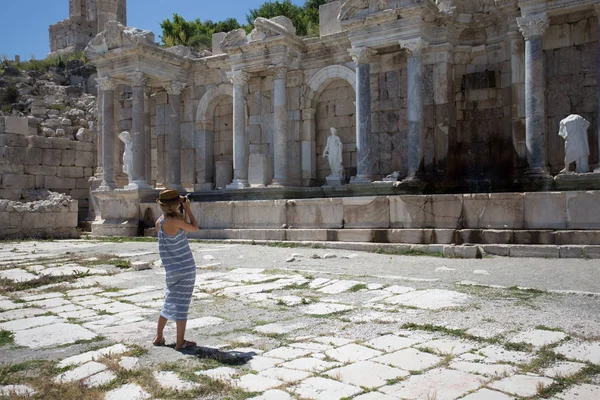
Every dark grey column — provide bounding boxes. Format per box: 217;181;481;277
165;81;186;191
349;47;375;184
96;76;117;190
126;71;150;189
517;13;549;175
271;66;289;187
401;39;428;178
596;5;600;172
226;70;250;189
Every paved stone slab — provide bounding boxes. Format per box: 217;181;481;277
39;265;107;276
365;334;421;352
235;374;284;392
29;297;71;309
0;299;24;311
248;389;292;400
54;361;107;383
309;278;333;289
153;371;200;391
555;341;600;364
478;345;533;364
263;346;313;360
0;268;37;282
325;361;409;389
419;339;479;355
105;384;151;400
19;292;64;302
280;357;340;373
318;280;364;294
326;343;382;363
260;367;312;382
383;289;470;310
58;344;129;367
84;370;117;388
92;301;143;314
380;368;485;399
290;341;333;352
312;336;353;346
247;356;285;372
461;388;514;400
302;302;354;315
255;322;304;335
509;329;567;347
186;316;224;329
291;376;362;400
0;315;63;332
14;322;97;348
353;393;399;400
118;357;140;371
554;383;600;400
542;361;587;378
372;348;442;371
384;285;416;294
0;385;36;396
449;361;517;377
67;288;103;297
489;374;555;397
196;367;239;381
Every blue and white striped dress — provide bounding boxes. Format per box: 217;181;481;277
158;217;197;321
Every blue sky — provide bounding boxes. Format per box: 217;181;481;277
0;0;305;60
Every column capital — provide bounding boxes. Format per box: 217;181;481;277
517;13;549;39
349;47;376;64
270;66;288;80
127;71;146;87
227;70;250;85
164;81;186;95
96;76;117;91
399;38;429;57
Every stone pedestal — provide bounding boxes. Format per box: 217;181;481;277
216;161;233;190
91;188;157;237
227;70;250;189
249;153;272;187
325;176;344;187
517;13;550;176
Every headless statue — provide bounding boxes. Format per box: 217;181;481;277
558;114;590;174
118;131;134;182
323;127;345;180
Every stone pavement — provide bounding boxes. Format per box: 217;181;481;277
0;239;599;399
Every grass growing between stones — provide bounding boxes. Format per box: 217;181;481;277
536;363;600;398
0;275;77;294
372;247;444;258
0;329;14;346
348;283;368;292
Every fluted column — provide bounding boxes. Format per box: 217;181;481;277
517;13;549;175
96;76;117;190
165;81;186;191
271;66;289;186
125;71;150;189
226;70;250;189
349;47;376;184
400;38;428;179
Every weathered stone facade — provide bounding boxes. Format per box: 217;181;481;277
49;0;127;55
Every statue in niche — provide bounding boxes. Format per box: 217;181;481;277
558;114;590;174
118;131;133;182
323;127;345;185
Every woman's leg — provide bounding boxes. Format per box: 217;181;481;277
154;315;168;345
175;320;196;349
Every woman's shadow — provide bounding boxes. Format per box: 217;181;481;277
166;344;255;365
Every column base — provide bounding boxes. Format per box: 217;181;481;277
524;167;550;177
350;175;372;184
98;181;116;191
595;167;600;173
226;179;250;190
270;177;289;187
194;183;215;192
325;176;345;187
125;180;153;190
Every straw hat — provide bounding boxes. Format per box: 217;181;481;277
156;189;184;205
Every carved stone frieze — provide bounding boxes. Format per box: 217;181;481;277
227;70;250;86
84;21;155;57
349;47;376;64
164;81;186;95
400;38;429;56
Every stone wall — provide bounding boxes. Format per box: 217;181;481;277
0;190;79;239
0;116;95;219
545;11;599;173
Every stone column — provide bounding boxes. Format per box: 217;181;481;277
349;47;376;184
226;70;250;189
400;38;428;179
144;87;152;185
595;5;600;172
517;13;550;175
126;71;150;189
271;67;289;186
96;76;117;190
194;120;215;191
509;29;527;163
164;81;186;192
301;108;317;186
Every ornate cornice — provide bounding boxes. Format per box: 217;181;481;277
516;13;549;39
96;76;117;91
126;71;146;87
399;38;429;57
164;81;186;95
227;70;250;86
348;47;376;64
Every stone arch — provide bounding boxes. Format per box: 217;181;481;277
196;84;234;123
302;65;356;110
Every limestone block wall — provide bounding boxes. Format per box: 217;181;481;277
545;10;599;173
0;117;95;218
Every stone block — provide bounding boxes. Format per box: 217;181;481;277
560;246;584;258
509;245;560;258
27;135;52;149
463;193;524;229
481;245;510;257
233;200;287;229
197;202;233;229
582;246;600;259
0;133;28;147
343;197;390;228
212;32;227;55
286;229;328;242
2;173;34;189
75;151;95;167
388;229;432;244
61;150;76;166
524;192;567;229
389;195;462;229
337;229;374;242
480;229;513;244
319;1;342;37
45;176;76;190
248;154;272;186
52;138;74;150
513;230;555;245
453;245;482;259
389;195;427;228
237;229;286;241
57;166;84;178
42;149;63;166
4;117;28;135
287;198;343;229
433;229;456;244
566;192;600;229
555;230;600;245
215;161;233;189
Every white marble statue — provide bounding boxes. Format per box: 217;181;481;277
323;128;345;181
118;131;133;182
558;114;590;174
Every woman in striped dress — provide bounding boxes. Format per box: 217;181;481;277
153;189;199;350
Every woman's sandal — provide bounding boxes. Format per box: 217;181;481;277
175;340;196;350
153;337;166;346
